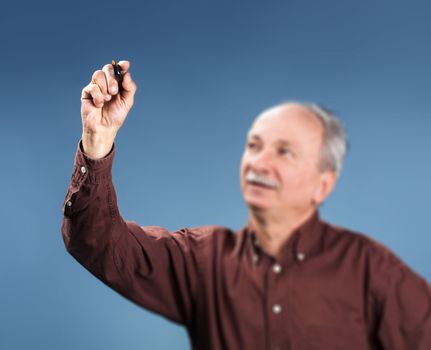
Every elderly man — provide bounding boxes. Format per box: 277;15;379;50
62;61;431;349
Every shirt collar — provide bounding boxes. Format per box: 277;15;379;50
245;210;324;265
293;210;323;262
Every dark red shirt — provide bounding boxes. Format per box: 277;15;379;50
62;143;431;350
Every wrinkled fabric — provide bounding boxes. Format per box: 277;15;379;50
62;142;431;350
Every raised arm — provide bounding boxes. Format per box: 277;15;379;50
62;61;199;326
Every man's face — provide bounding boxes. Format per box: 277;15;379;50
240;104;329;215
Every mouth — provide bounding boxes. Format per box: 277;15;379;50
248;181;275;190
245;170;278;190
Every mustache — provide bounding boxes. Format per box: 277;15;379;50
245;170;279;189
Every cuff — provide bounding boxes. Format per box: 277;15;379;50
76;140;115;180
62;140;115;214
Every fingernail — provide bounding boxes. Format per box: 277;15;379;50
111;86;118;93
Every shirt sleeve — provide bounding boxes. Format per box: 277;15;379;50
61;142;200;326
370;244;431;349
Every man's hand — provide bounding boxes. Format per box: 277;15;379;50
80;60;137;159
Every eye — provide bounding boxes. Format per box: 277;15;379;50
278;148;292;156
247;141;258;150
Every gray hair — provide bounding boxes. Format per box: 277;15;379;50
277;102;348;177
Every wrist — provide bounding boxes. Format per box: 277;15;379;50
81;130;116;160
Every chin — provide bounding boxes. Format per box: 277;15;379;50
244;196;271;211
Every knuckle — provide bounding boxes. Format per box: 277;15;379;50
94;95;104;104
89;83;101;95
102;63;113;72
109;78;118;89
81;83;96;99
92;78;107;93
91;70;103;81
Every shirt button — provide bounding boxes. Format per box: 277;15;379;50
252;254;259;263
66;200;72;207
80;166;87;174
272;263;282;274
297;252;306;261
272;304;282;314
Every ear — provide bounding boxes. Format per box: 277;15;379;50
313;171;337;205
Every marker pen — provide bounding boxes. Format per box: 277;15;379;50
112;59;123;93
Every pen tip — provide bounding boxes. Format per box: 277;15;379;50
112;59;117;65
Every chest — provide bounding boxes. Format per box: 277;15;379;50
195;251;375;349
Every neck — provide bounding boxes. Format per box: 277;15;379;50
248;207;316;258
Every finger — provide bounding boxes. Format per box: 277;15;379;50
120;71;138;107
117;60;130;94
81;82;105;108
91;70;109;96
102;63;119;95
117;60;130;73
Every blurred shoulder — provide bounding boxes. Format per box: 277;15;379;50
322;220;416;274
323;221;395;254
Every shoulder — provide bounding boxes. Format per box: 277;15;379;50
322;220;400;263
179;225;247;259
183;225;234;237
128;222;239;249
322;221;429;298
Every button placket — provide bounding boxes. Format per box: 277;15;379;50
75;163;89;186
265;259;285;350
65;160;90;213
267;261;283;310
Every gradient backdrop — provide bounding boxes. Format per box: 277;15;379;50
1;0;430;349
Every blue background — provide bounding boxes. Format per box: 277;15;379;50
1;0;430;349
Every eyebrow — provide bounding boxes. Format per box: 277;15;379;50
246;133;258;140
247;133;294;147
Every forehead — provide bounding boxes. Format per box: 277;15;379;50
247;104;324;146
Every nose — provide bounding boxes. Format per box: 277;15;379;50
248;149;274;174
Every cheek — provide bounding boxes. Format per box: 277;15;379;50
281;168;317;194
